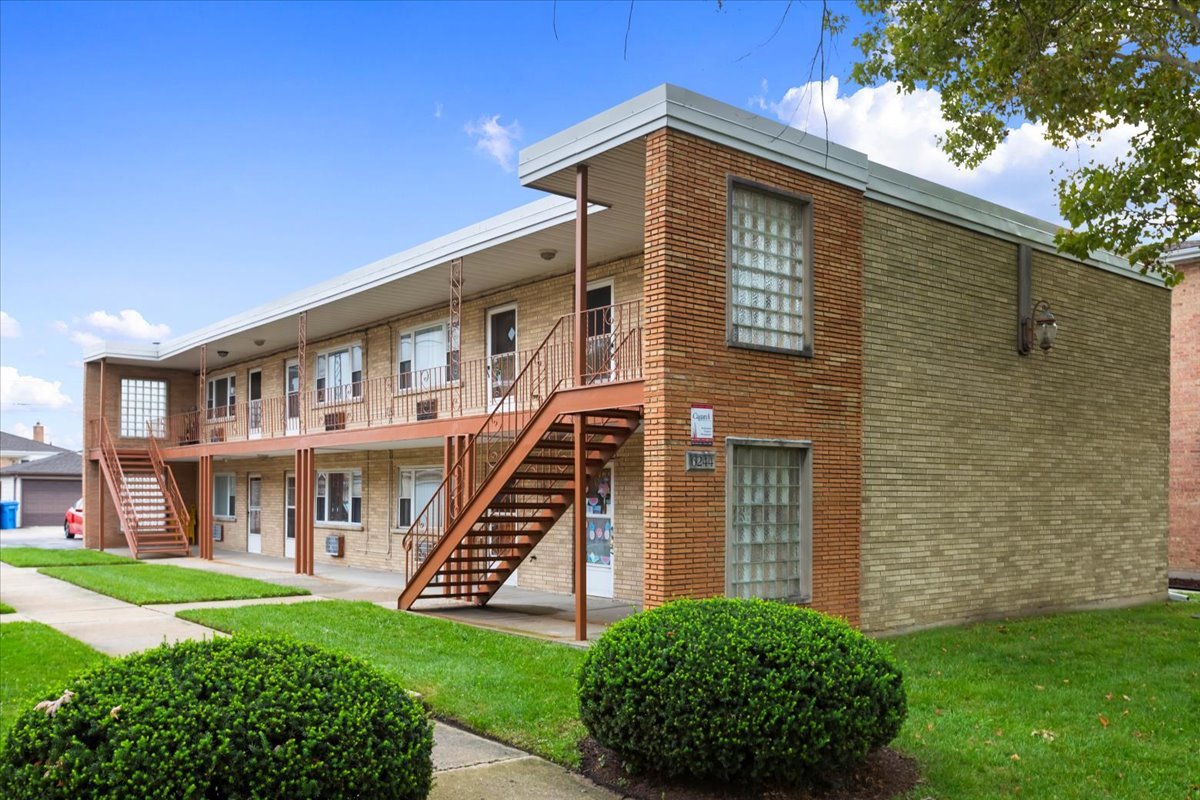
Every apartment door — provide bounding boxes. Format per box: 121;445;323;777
486;305;518;409
247;476;262;554
284;473;296;558
285;359;300;434
585;282;614;383
584;466;614;598
248;369;263;438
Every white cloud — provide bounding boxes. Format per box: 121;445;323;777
752;78;1138;224
466;114;522;172
52;320;69;334
82;309;170;341
9;421;82;451
0;366;72;411
434;102;443;120
0;312;20;338
70;331;104;350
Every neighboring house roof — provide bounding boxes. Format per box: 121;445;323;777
0;431;72;458
0;451;83;477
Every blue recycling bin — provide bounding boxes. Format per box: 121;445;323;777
0;501;18;530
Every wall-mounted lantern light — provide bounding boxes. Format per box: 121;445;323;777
1023;300;1058;353
1017;244;1060;355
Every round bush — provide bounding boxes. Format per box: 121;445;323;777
1;635;433;800
578;598;906;785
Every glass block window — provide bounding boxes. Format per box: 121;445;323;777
316;470;362;524
213;473;236;519
727;442;811;602
120;379;167;438
728;183;810;353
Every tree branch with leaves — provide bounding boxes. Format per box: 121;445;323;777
850;0;1199;284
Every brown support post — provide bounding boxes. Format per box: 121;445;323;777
297;313;307;435
97;464;105;552
294;447;315;576
449;258;463;417
198;455;213;560
574;414;588;641
575;165;589;385
199;344;207;414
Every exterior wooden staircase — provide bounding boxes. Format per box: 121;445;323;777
400;302;642;609
95;418;191;558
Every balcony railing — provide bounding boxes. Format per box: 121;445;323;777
141;300;642;448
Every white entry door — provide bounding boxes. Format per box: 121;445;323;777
285;359;300;435
486;305;518;410
247;476;262;554
584;467;614;598
284;473;296;558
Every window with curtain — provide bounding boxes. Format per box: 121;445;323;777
728;182;811;354
396;467;443;528
206;374;236;420
316;345;363;402
398;324;455;389
315;470;363;524
213;473;236;519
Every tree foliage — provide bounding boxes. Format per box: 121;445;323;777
851;0;1199;284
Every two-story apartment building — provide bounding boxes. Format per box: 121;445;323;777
82;86;1170;637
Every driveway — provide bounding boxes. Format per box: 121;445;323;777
0;524;81;549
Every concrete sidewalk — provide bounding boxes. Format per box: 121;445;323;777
0;560;621;799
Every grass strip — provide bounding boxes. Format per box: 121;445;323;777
38;564;308;605
888;601;1198;799
0;622;109;740
0;547;139;567
178;600;586;766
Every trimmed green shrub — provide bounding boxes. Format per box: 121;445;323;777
0;635;433;799
578;598;906;785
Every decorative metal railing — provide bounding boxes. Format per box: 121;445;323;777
401;300;642;580
147;429;190;537
95;417;143;557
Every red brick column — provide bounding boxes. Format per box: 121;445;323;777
1170;259;1200;573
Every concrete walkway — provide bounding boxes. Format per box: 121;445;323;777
0;556;622;798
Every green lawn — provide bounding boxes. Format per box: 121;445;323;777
888;602;1198;799
38;564;309;605
0;602;14;614
0;547;138;567
0;622;109;740
178;600;586;765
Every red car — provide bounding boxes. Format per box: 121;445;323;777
64;498;83;539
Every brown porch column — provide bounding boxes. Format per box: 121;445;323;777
295;448;315;576
574;417;588;641
97;466;105;552
573;164;590;641
198;455;213;560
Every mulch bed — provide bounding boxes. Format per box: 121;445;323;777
579;738;921;800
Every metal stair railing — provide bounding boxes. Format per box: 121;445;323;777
147;424;191;544
95;417;143;558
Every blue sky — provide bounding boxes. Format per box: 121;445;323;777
0;1;1099;450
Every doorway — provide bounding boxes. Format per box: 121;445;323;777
285;359;300;434
247;475;262;554
585;281;614;383
284;473;296;558
248;369;263;438
584;466;614;598
486;305;518;409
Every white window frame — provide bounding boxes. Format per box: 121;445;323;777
396;322;458;392
315;469;363;526
395;466;444;530
120;378;168;438
726;178;814;357
213;472;237;520
725;437;813;603
315;343;363;404
206;373;237;421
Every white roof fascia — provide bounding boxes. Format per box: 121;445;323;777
1165;242;1200;263
520;84;1161;287
865;163;1162;286
519;84;870;192
88;196;607;363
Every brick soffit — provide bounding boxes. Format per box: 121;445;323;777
519;84;1163;288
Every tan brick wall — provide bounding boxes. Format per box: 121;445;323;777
209;446;443;572
516;431;645;604
1170;259;1200;573
642;129;864;623
860;200;1170;633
